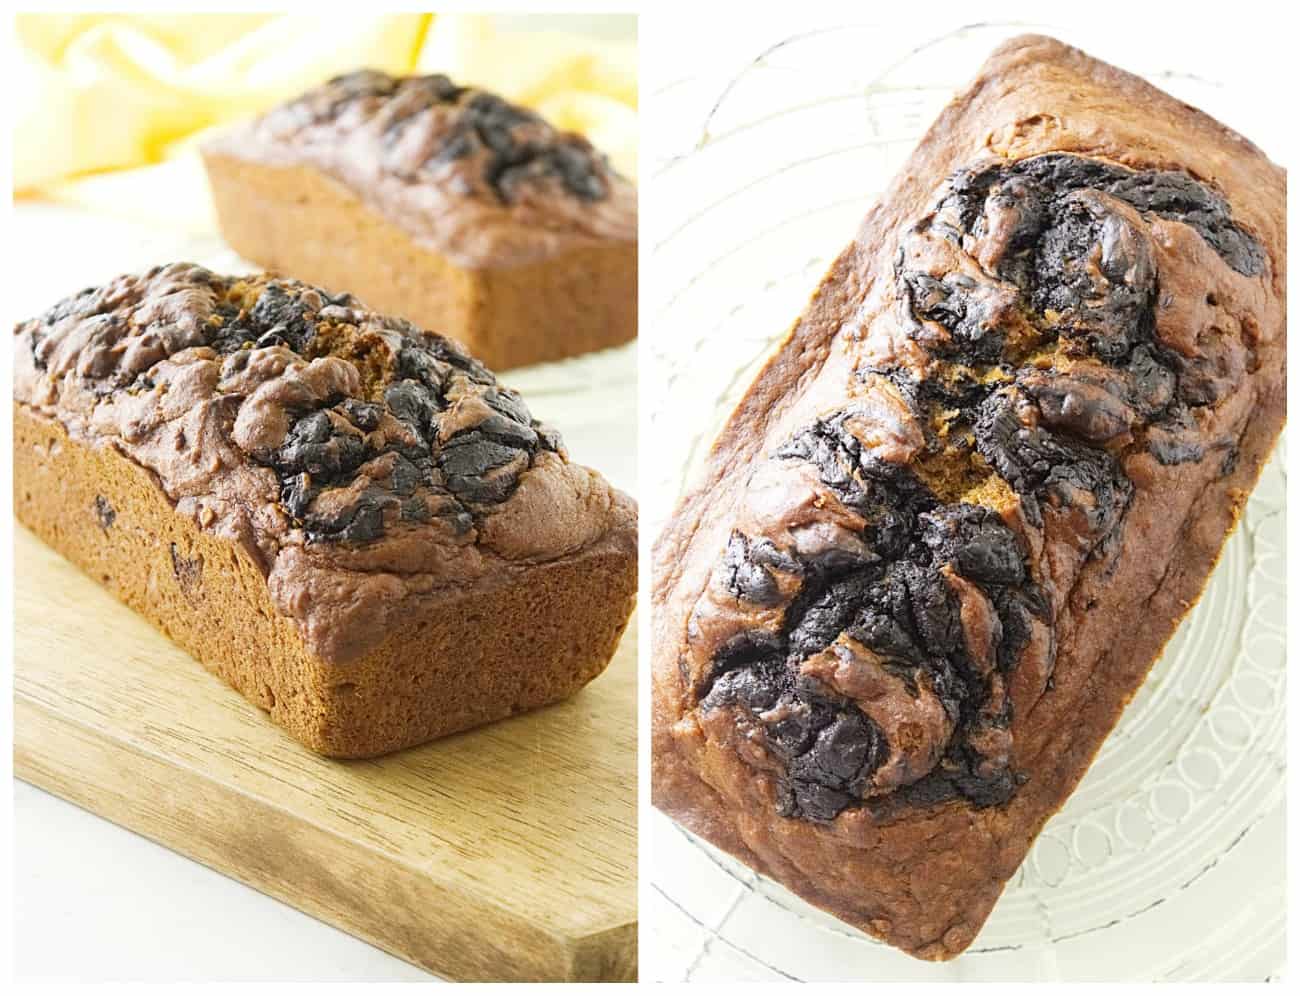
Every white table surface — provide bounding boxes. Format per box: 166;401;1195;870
9;203;636;982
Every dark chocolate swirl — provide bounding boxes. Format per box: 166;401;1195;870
687;154;1263;822
279;69;613;205
19;264;560;548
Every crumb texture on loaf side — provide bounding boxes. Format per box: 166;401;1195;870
204;70;637;268
14;264;636;666
651;34;1286;959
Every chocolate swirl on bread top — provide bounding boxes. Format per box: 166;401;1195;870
14;264;634;663
203;70;637;268
682;154;1269;823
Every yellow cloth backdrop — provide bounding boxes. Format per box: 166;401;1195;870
15;13;637;231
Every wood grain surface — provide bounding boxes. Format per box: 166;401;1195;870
13;525;637;982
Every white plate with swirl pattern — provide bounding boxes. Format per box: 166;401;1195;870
643;17;1286;983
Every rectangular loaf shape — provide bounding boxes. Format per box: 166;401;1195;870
651;35;1286;959
202;71;637;371
15;264;637;757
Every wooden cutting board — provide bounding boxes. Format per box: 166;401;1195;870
13;525;637;982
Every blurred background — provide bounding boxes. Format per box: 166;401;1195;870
15;12;637;227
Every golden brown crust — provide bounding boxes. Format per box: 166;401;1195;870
203;154;637;371
16;403;637;757
651;34;1286;959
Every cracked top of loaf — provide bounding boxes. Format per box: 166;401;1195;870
202;70;637;268
14;263;636;663
652;34;1285;955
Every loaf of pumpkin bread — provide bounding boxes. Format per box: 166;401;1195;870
15;264;637;757
652;35;1285;959
202;70;637;371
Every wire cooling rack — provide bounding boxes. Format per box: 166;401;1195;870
644;20;1286;982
